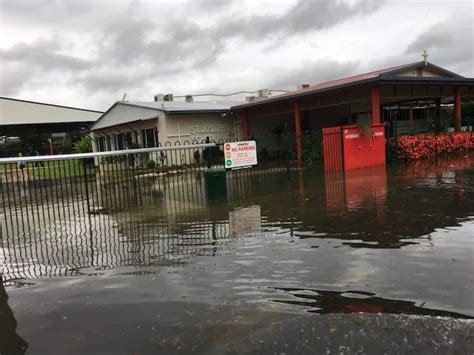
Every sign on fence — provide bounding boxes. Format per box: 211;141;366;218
224;141;257;170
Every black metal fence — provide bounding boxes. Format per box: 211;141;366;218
2;139;313;282
0;135;323;213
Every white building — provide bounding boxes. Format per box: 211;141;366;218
89;99;243;152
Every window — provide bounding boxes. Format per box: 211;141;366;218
97;137;106;152
115;133;125;150
141;129;146;147
106;136;112;151
145;128;156;148
125;132;133;148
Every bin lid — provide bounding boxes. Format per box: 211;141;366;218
206;168;226;173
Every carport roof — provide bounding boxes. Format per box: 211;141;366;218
231;62;473;110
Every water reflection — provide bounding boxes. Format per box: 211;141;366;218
0;281;28;355
272;287;473;319
325;166;387;216
0;153;473;321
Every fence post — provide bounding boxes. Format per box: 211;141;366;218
283;124;291;178
83;161;91;214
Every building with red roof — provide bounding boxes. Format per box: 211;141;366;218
230;61;474;159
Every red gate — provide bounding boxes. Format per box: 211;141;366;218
323;124;386;171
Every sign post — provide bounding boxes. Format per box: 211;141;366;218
224;141;258;170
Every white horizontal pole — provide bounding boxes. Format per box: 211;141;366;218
0;143;218;164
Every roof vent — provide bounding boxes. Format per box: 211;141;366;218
185;95;193;103
163;94;173;102
246;96;257;102
154;94;164;102
297;84;310;90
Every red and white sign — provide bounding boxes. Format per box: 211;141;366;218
224;141;257;169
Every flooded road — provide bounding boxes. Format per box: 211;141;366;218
1;154;474;354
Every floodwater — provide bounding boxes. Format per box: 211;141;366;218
1;154;474;354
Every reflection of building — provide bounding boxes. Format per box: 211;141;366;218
274;287;472;319
0;97;103;156
89;99;243;152
325;166;387;214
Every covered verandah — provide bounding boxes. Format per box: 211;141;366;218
232;63;474;160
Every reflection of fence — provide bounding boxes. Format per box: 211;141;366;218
0;138;327;283
1;205;233;281
0;141;294;281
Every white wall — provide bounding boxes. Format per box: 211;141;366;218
394;67;446;78
158;113;236;144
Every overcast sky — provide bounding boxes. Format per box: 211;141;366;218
0;0;473;111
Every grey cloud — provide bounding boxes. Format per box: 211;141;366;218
214;0;385;41
404;19;473;76
0;0;97;23
0;0;390;99
94;0;385;74
188;0;236;12
0;63;35;95
0;38;93;95
405;23;453;53
0;39;91;71
99;18;225;70
267;60;359;90
78;71;151;92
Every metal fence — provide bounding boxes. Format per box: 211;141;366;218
0;135;322;212
1;140;310;282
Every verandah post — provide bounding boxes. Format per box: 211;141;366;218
371;85;381;125
294;101;303;161
454;87;462;132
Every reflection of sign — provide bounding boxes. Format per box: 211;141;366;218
229;206;261;238
224;141;257;170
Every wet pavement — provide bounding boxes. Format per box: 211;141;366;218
1;154;474;354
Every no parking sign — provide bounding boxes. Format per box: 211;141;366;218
224;141;258;170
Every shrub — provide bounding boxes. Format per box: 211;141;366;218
73;136;92;154
390;132;474;161
144;159;157;170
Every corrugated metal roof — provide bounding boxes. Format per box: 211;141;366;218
89;103;161;131
90;100;242;131
231;62;466;110
126;100;242;112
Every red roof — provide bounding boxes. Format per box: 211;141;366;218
232;61;466;110
285;62;415;96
